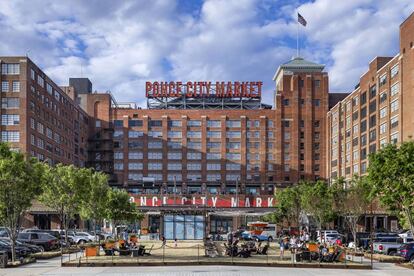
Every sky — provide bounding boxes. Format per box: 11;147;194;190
0;0;413;107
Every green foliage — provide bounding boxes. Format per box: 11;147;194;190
0;143;46;261
106;188;143;228
300;180;335;229
273;185;303;226
367;141;414;233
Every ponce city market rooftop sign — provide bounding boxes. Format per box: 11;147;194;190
145;81;263;98
130;195;275;208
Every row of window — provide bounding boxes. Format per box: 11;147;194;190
112;119;275;128
1;81;20;92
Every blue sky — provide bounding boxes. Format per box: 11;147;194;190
0;0;413;107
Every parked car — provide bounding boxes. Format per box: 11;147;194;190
373;237;405;255
90;230;113;241
398;242;414;262
0;238;42;254
0;239;30;260
17;232;59;251
398;230;413;243
58;230;93;244
22;229;61;240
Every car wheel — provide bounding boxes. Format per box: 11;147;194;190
39;245;45;252
255;238;260;242
268;237;273;242
410;255;414;263
388;251;397;256
78;240;86;245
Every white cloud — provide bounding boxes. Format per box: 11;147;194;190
0;0;413;106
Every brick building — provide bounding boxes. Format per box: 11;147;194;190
326;12;414;232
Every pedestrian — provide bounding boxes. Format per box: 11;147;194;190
161;235;166;247
279;238;285;260
174;238;178;248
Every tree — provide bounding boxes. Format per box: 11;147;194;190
272;185;304;228
39;164;90;245
79;170;109;235
301;180;335;230
368;141;414;233
105;188;143;237
332;176;372;247
0;143;45;262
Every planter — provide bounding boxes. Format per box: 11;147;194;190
85;246;99;257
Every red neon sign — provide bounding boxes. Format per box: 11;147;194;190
145;81;262;98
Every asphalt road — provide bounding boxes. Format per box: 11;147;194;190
0;256;412;276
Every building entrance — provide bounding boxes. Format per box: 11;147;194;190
163;214;205;240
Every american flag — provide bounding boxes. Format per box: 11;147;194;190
298;13;307;26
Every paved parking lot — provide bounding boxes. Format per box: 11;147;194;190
0;256;411;276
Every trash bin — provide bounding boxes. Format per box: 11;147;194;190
0;251;8;268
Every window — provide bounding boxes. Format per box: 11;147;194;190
361;106;367;118
1;114;19;125
226;120;241;128
284;121;290;127
369;115;376;128
379;74;387;87
129;131;144;138
187;152;201;160
380;107;387;118
187;131;201;138
314;99;321;106
1;98;19;108
113;130;123;138
390;132;399;144
369;85;376;99
267;120;274;128
128;141;142;149
369;101;376;114
226;153;241;160
37;76;44;87
380;138;387;148
30;134;35;145
168;131;182;138
206;153;221;160
226;131;241;138
187;174;201;181
361;134;367;146
391;99;399;113
207;163;221;170
149;120;162;127
168;120;182;127
1;81;9;92
353;150;359;161
226;163;241;170
167;174;182;181
95;120;101;128
207;131;221;138
148;131;162;138
284;132;290;140
114;152;124;159
391;83;399;97
1;63;20;75
148;163;162;170
188;120;202;127
187;141;201;149
207;174;221;181
353;164;359;174
360;120;367;133
168;163;182;170
352;111;359;121
226;142;240;149
114;120;123;127
30;69;35;80
207;120;220;128
390;116;399;128
380;92;387;103
114;163;124;170
128;151;143;159
46;83;52;94
352;96;359;106
390;64;399;78
168;152;182;159
369;129;376;142
128;173;143;181
283;99;289;106
148;152;162;159
314;79;321;88
380;122;387;134
361;92;367;104
226;174;240;181
167;141;182;149
148;141;162;149
247;120;260;128
187;163;201;170
1;131;19;142
46;128;52;139
129;162;144;169
129;120;143;127
247;131;260;138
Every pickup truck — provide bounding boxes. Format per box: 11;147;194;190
372;237;403;255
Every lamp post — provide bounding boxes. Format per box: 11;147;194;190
235;177;239;230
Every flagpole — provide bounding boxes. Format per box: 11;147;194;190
297;18;299;58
